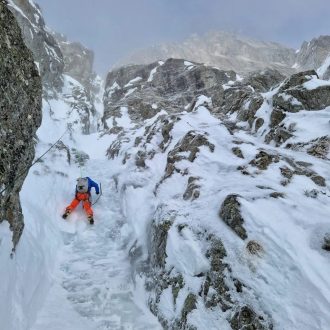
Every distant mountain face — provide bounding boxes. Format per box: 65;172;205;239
7;0;64;92
295;35;330;71
7;0;101;99
7;0;102;131
115;31;297;75
52;32;100;94
115;31;330;77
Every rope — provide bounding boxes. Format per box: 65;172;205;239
0;126;70;196
92;182;102;205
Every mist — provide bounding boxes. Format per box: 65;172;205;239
36;0;330;75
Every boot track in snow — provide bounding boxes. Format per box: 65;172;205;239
32;166;160;330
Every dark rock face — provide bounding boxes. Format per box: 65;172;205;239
8;0;64;92
242;69;285;93
270;109;286;128
323;66;330;80
67;83;96;134
202;237;232;310
230;306;270;330
265;127;293;146
273;71;330;112
280;157;326;187
164;131;215;179
103;59;297;146
0;0;42;249
219;195;247;240
286;136;330;160
149;218;173;268
179;293;197;329
183;177;200;201
322;233;330;251
250;151;280;171
103;58;236;126
279;70;316;91
232;147;244;159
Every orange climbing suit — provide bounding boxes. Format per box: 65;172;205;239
65;192;93;217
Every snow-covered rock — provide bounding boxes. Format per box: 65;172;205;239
102;57;330;329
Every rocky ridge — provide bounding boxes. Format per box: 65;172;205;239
53;31;101;98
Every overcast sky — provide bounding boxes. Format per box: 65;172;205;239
36;0;329;75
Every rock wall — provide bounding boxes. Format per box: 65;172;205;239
0;0;42;249
53;32;97;92
7;0;64;93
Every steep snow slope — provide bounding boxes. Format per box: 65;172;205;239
2;73;160;330
31;160;160;330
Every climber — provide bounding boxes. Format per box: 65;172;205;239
62;177;100;224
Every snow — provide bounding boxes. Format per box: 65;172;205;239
193;95;212;109
303;76;330;90
184;61;195;70
166;226;210;276
281;107;330;143
254;88;279;131
277;92;303;106
148;66;158;82
124;87;137;98
124;76;142;87
106;81;121;98
236;74;243;82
